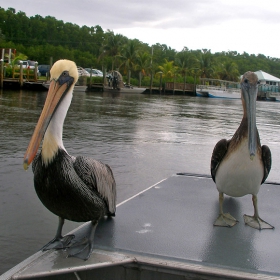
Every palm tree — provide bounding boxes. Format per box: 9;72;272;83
217;59;240;81
196;49;216;78
158;59;177;81
157;59;178;93
8;53;27;67
118;40;138;85
135;51;151;87
175;49;198;92
99;31;126;71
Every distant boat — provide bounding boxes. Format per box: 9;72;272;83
103;85;146;94
196;85;241;99
196;78;241;99
105;70;146;94
42;82;87;92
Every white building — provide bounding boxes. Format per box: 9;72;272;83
254;70;280;86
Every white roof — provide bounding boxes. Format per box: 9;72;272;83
255;70;280;82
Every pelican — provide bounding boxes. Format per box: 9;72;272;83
210;71;273;230
23;59;116;260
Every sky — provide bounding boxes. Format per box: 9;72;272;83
1;0;280;58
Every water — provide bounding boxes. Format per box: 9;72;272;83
1;89;280;274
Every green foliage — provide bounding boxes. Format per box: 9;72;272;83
158;59;177;82
88;76;103;83
141;76;153;87
216;59;240;81
127;77;138;86
4;66;13;77
1;6;280;84
4;66;37;78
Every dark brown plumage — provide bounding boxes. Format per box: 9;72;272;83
24;60;116;260
210;71;273;230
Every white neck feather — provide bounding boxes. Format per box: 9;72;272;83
41;90;73;165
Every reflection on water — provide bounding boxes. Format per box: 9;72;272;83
0;89;280;274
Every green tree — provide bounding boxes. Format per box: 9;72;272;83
217;59;240;81
135;51;151;87
158;59;177;82
100;31;127;71
1;7;280;83
118;40;139;84
175;48;198;86
196;49;217;78
0;28;5;43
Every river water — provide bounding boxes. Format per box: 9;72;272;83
1;89;280;274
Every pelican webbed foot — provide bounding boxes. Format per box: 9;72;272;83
66;222;97;261
214;213;238;227
41;234;75;251
243;214;274;230
66;236;94;260
214;192;238;227
41;217;74;251
243;195;274;230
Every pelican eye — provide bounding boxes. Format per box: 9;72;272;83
62;71;69;76
58;70;72;85
244;78;248;83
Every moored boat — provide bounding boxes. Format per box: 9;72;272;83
105;70;146;94
196;85;241;99
196;78;241;99
103;85;146;94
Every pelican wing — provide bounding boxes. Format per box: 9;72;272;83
73;156;116;215
210;139;229;182
261;145;272;184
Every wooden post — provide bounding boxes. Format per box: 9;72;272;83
128;69;131;85
102;66;106;86
194;74;197;95
138;72;142;88
27;68;30;80
35;62;38;81
8;49;11;64
19;61;23;88
89;67;92;89
159;71;163;94
46;57;53;81
149;71;153;94
183;73;186;94
173;75;176;95
0;59;3;89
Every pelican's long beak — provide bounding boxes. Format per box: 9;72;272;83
241;78;258;159
23;77;73;170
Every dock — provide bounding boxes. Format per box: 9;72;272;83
88;82;196;95
258;85;280;101
2;173;280;280
0;59;46;90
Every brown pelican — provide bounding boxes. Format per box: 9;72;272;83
211;71;273;230
23;59;116;260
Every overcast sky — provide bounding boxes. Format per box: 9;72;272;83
1;0;280;58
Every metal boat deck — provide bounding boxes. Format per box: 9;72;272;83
2;173;280;280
